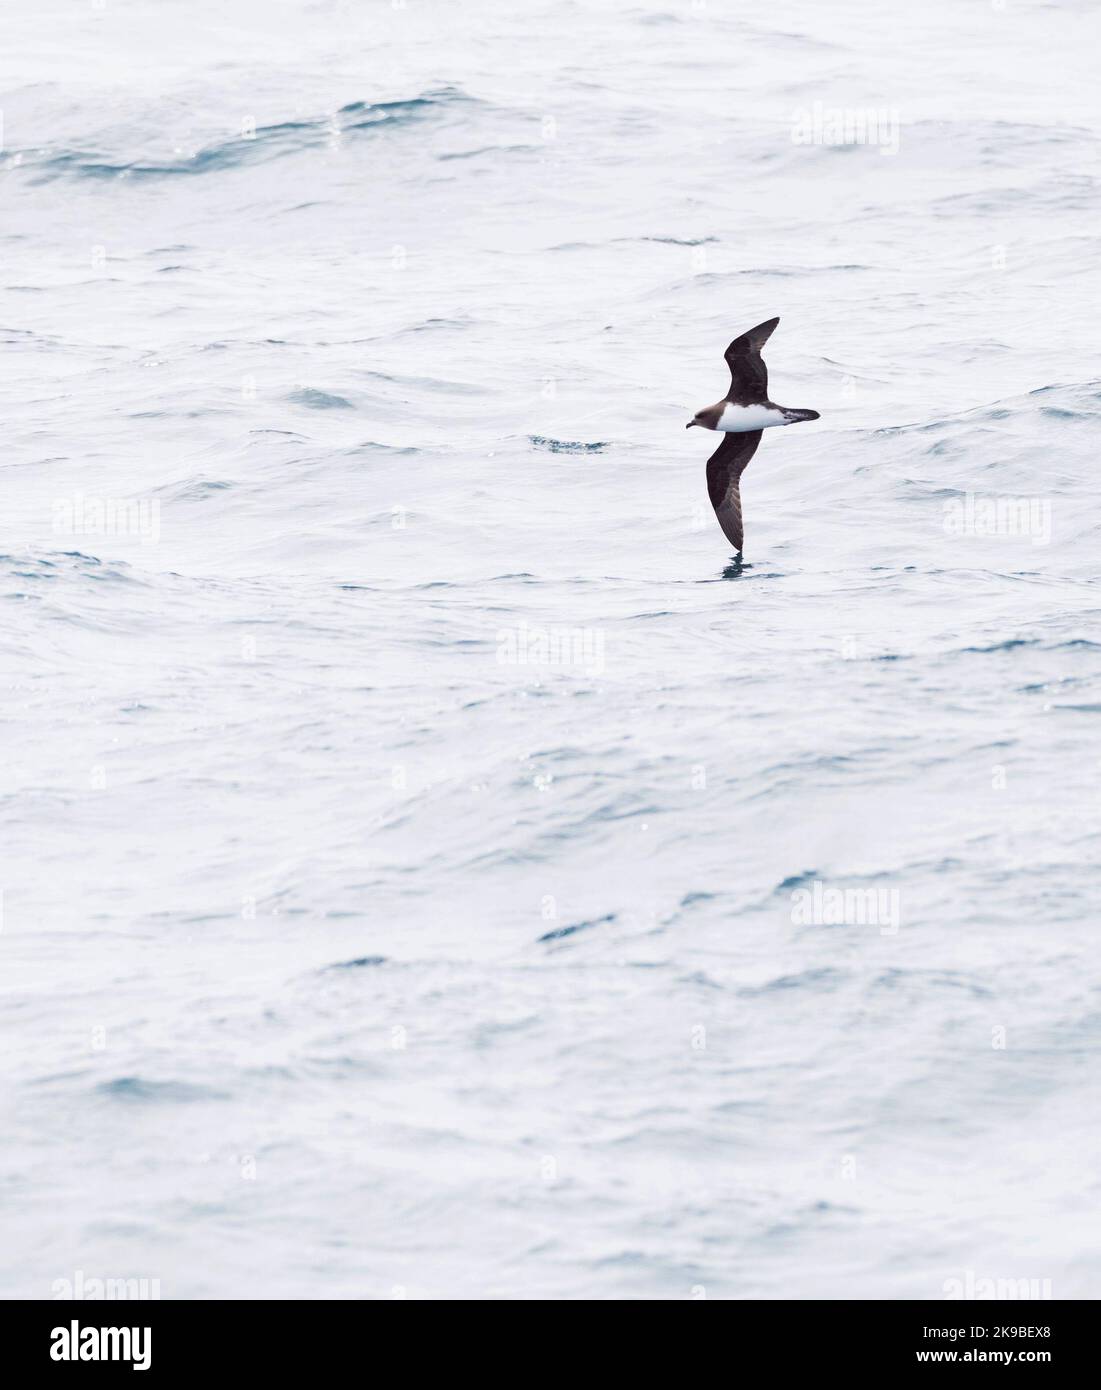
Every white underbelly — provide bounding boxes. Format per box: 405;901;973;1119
717;402;785;432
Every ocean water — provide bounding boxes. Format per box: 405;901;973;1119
2;0;1100;1300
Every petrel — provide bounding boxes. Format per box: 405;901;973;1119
686;317;819;554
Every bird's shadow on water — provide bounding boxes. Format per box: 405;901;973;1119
721;554;749;579
694;554;785;583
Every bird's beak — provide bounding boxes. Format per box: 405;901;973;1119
685;421;695;429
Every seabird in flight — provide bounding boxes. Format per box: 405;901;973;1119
686;317;819;554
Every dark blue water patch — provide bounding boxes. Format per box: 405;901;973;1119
538;912;616;943
875;416;959;437
25;88;475;184
97;1077;227;1103
776;869;820;892
761;1201;861;1242
6;551;141;586
1028;382;1081;397
680;891;718;907
438;144;539;161
737;967;846;996
922;856;968;875
10;562;57;581
638;235;719;246
344;441;419;456
287;387;354;410
678;970;724;992
323;956;387;971
339;87;476;125
577;801;662;827
155;478;233;502
1042;404;1092;419
917;485;970;500
528;436;609;453
959;638;1036;653
27;124;314;181
0;327;49;343
871;968;992;998
392;317;478;338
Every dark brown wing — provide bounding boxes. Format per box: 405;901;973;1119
724;316;779;405
706;431;762;552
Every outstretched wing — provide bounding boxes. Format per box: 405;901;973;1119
724;316;779;405
706;431;762;552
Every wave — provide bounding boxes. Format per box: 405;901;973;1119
322;956;387;971
96;1077;227;1103
537;913;617;944
286;388;354;410
2;551;142;586
21;86;478;183
529;436;609;453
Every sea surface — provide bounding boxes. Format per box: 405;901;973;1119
2;0;1100;1299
